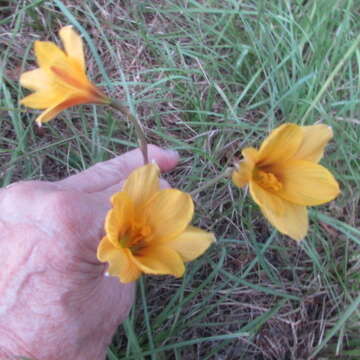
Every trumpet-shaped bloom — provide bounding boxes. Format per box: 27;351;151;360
232;123;340;241
20;26;109;125
97;164;215;283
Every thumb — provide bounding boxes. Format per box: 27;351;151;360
96;178;172;203
58;145;179;193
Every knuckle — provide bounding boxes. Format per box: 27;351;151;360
0;181;53;219
6;180;42;194
44;190;95;234
0;180;43;203
159;178;171;189
45;190;81;213
147;144;161;153
94;162;123;178
43;191;82;232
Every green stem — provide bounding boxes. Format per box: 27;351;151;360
190;167;233;196
109;99;149;164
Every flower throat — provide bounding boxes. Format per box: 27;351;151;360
118;223;152;254
253;169;282;192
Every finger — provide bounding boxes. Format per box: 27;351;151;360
58;145;179;193
94;178;171;203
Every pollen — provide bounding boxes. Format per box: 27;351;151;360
253;169;282;192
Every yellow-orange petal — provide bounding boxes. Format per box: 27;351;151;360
242;147;258;163
130;246;185;277
167;226;215;262
274;160;340;206
20;74;72;109
106;192;134;247
97;236;116;262
119;248;142;283
249;181;308;241
33;98;69;125
249;180;285;216
20;68;54;92
122;164;160;209
97;237;141;283
144;189;194;243
34;94;102;125
232;161;253;188
59;26;85;71
257;123;303;167
34;40;67;68
294;124;333;163
49;58;99;94
20;93;59;109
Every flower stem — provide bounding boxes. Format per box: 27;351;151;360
190;167;233;196
109;99;149;164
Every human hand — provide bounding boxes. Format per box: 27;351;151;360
0;145;179;360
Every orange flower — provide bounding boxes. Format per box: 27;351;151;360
232;123;340;241
97;164;215;283
20;26;109;125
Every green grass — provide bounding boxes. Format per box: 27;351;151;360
1;0;360;359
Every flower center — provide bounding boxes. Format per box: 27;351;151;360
118;223;152;254
253;169;282;192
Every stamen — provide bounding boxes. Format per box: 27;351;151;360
118;223;152;254
254;169;282;191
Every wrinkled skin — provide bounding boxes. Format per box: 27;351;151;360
0;145;179;360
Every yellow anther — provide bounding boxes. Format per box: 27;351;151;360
254;169;282;192
118;223;152;254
